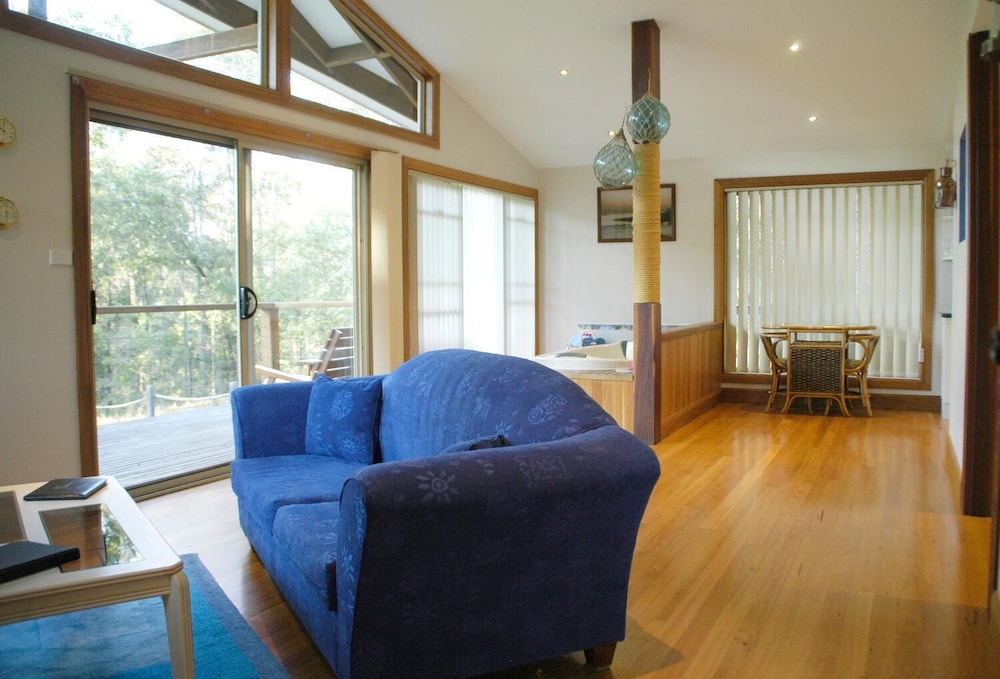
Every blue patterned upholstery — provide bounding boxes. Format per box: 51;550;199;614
305;375;383;463
230;349;660;679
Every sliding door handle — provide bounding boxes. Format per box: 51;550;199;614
238;286;257;320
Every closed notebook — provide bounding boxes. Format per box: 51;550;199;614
23;477;107;501
0;540;81;583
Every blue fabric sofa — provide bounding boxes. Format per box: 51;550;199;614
230;348;660;679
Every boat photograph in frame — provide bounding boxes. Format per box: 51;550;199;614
597;183;675;243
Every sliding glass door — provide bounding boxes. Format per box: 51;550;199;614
247;151;359;384
88;119;363;493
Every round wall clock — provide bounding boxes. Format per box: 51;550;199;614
0;196;19;228
0;116;15;148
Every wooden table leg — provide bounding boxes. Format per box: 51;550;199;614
163;569;194;679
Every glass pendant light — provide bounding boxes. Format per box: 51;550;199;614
626;91;671;143
593;127;637;188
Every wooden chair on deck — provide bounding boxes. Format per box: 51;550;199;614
255;328;342;383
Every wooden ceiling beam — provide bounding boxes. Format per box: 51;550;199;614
632;19;660;102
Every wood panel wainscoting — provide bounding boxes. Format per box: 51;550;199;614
567;372;635;433
139;404;1000;678
658;321;724;436
562;322;722;441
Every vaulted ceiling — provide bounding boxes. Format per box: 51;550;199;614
363;0;973;169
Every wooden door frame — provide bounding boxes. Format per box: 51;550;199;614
70;76;371;478
963;32;999;523
966;32;1000;624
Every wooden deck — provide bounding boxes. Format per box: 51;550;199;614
98;404;234;488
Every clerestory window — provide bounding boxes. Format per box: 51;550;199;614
2;0;437;143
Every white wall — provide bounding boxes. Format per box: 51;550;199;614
0;28;538;483
945;0;991;473
539;147;946;355
0;18;970;485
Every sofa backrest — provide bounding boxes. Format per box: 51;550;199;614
378;349;617;462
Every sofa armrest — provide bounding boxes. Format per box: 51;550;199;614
230;381;314;459
335;425;660;679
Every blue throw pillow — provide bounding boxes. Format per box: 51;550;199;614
305;375;382;464
440;433;511;454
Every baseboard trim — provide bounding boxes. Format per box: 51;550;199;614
721;386;941;412
661;391;721;437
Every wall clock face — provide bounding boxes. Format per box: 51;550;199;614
0;116;15;148
0;196;19;228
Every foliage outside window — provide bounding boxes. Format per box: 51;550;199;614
90;118;362;423
718;170;934;388
3;0;438;144
9;0;262;83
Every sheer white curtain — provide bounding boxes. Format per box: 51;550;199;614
725;182;924;379
413;173;536;357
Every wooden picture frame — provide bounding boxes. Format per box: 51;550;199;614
597;183;675;243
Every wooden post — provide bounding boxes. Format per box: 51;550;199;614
631;19;662;445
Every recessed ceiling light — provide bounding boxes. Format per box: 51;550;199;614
558;68;569;77
808;115;818;123
789;42;801;52
607;129;616;137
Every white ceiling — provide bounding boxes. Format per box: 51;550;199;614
364;0;975;169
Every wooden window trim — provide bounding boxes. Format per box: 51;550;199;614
401;157;540;360
0;0;440;148
714;169;935;392
71;74;372;475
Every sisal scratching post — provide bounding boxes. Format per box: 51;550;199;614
631;140;662;445
632;142;661;303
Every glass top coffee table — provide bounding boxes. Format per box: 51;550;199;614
0;477;193;678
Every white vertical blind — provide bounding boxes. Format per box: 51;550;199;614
415;175;463;351
725;182;924;380
505;197;536;358
413;173;536;356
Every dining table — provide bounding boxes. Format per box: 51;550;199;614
760;324;880;416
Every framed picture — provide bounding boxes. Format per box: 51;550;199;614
597;183;675;243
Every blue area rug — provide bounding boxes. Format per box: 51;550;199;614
0;553;291;678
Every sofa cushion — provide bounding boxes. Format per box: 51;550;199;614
272;502;340;611
231;455;363;527
379;349;616;462
305;375;383;464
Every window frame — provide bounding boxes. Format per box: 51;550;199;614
71;74;373;477
714;169;935;391
401;157;539;359
1;0;439;147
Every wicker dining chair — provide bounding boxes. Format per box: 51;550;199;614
760;331;788;412
782;334;850;416
844;333;880;416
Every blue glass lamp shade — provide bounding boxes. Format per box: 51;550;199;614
593;128;636;188
626;92;671;143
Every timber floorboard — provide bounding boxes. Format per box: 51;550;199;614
139;403;1000;678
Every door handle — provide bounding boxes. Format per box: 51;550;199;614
238;286;257;320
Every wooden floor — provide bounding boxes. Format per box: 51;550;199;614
139;403;1000;678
